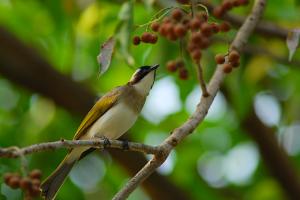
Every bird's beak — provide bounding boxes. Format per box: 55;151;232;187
151;64;159;71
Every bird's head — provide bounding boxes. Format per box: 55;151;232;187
129;64;159;95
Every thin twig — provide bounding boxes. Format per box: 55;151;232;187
195;62;209;97
112;1;266;199
0;139;159;158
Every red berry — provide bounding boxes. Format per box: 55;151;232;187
176;60;184;68
20;177;32;190
197;12;208;22
201;23;213;37
174;24;187;37
213;6;225;18
4;173;13;184
176;0;190;4
199;37;210;49
191;49;202;62
8;176;20;189
172;9;183;21
236;0;249;6
215;54;225;64
132;36;140;45
219;21;231;32
231;61;240;68
29;169;42;180
31;178;41;186
222;0;233;10
29;185;40;197
149;34;158;44
166;61;177;72
151;22;160;32
228;50;240;63
190;18;201;31
223;63;233;73
179;68;189;80
191;32;202;44
141;32;152;43
211;23;220;33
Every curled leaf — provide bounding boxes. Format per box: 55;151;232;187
286;29;300;61
97;37;116;75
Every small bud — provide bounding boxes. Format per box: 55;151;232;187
191;49;202;62
213;6;225;18
201;23;213;37
190;18;201;31
151;22;160;32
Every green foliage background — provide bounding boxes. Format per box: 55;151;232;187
1;0;300;199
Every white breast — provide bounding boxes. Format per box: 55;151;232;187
85;102;138;140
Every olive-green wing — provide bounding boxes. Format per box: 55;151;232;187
73;87;122;140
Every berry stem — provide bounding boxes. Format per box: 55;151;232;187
195;62;209;97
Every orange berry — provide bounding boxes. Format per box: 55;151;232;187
215;54;225;64
151;22;160;32
223;63;233;73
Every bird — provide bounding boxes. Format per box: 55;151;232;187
40;64;159;200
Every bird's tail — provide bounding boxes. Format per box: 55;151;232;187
40;148;85;200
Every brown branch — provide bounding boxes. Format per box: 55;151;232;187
243;108;300;200
0;139;159;158
112;1;266;199
0;27;190;200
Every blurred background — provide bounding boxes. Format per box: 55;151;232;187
1;0;300;199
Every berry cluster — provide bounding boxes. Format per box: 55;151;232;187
133;32;158;45
215;50;240;73
213;0;249;18
166;59;188;80
3;169;42;199
132;0;249;80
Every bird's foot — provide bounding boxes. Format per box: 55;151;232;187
122;140;129;150
99;136;111;149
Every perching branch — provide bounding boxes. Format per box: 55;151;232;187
112;0;266;199
0;139;159;158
